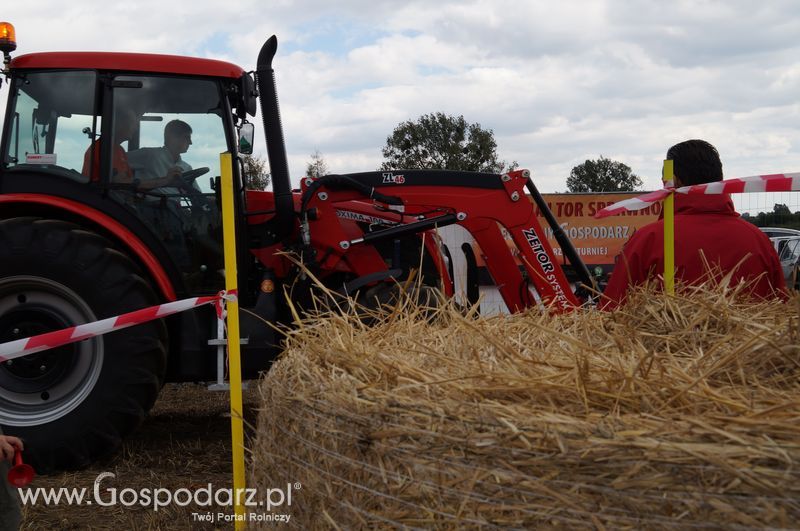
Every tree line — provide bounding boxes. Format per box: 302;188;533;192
240;113;795;230
742;204;800;230
242;112;634;191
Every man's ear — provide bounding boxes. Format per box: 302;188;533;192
673;175;683;187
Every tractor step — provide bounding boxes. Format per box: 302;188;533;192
207;338;250;346
207;317;250;390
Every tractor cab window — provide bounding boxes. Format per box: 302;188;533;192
108;75;229;293
2;70;97;179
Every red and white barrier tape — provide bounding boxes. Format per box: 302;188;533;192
594;172;800;218
0;290;237;363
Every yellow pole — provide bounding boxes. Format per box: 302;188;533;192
219;152;247;528
662;159;675;295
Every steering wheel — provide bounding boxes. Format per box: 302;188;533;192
180;167;210;185
173;167;214;216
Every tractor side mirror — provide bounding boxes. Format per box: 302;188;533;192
238;73;257;119
238;123;254;154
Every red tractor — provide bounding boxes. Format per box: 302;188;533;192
0;23;592;471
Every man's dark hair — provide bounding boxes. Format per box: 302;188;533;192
666;139;723;185
164;119;192;141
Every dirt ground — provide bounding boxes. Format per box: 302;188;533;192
18;383;263;531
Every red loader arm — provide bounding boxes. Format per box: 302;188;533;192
298;169;582;313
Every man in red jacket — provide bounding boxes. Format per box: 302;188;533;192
602;139;786;309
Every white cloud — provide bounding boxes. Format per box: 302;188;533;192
3;0;800;195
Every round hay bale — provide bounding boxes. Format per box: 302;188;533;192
250;285;800;529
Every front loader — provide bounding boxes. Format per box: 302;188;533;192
0;24;592;471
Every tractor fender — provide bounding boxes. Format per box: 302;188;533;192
0;194;176;301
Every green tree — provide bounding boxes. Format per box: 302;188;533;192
380;112;515;172
241;154;270;190
306;149;330;178
566;156;643;193
773;203;791;216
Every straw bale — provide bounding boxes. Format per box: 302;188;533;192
250;283;800;529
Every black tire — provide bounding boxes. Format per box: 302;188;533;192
359;282;441;320
0;218;167;472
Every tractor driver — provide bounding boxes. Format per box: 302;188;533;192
128;119;197;194
127;120;207;274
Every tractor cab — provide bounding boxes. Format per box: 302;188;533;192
1;50;254;295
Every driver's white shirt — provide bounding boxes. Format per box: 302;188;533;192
128;146;191;195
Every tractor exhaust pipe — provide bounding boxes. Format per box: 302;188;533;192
255;35;293;243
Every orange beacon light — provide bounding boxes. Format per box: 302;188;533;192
0;21;16;74
0;22;16;54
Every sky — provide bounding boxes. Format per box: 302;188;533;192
3;0;800;198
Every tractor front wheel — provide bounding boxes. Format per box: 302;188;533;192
0;218;167;472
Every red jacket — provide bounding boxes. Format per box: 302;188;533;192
82;140;132;182
601;194;786;309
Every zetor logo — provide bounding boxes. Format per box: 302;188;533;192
522;228;555;274
382;172;405;185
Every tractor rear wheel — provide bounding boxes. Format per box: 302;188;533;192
0;218;167;472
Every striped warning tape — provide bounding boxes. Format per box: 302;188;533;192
0;290;237;363
594;173;800;218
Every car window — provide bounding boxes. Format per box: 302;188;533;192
780;239;800;261
790;240;800;262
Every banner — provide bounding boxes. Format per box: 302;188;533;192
535;192;660;267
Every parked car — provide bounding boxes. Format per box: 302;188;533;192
760;227;800;239
760;227;800;252
760;227;800;254
777;236;800;290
